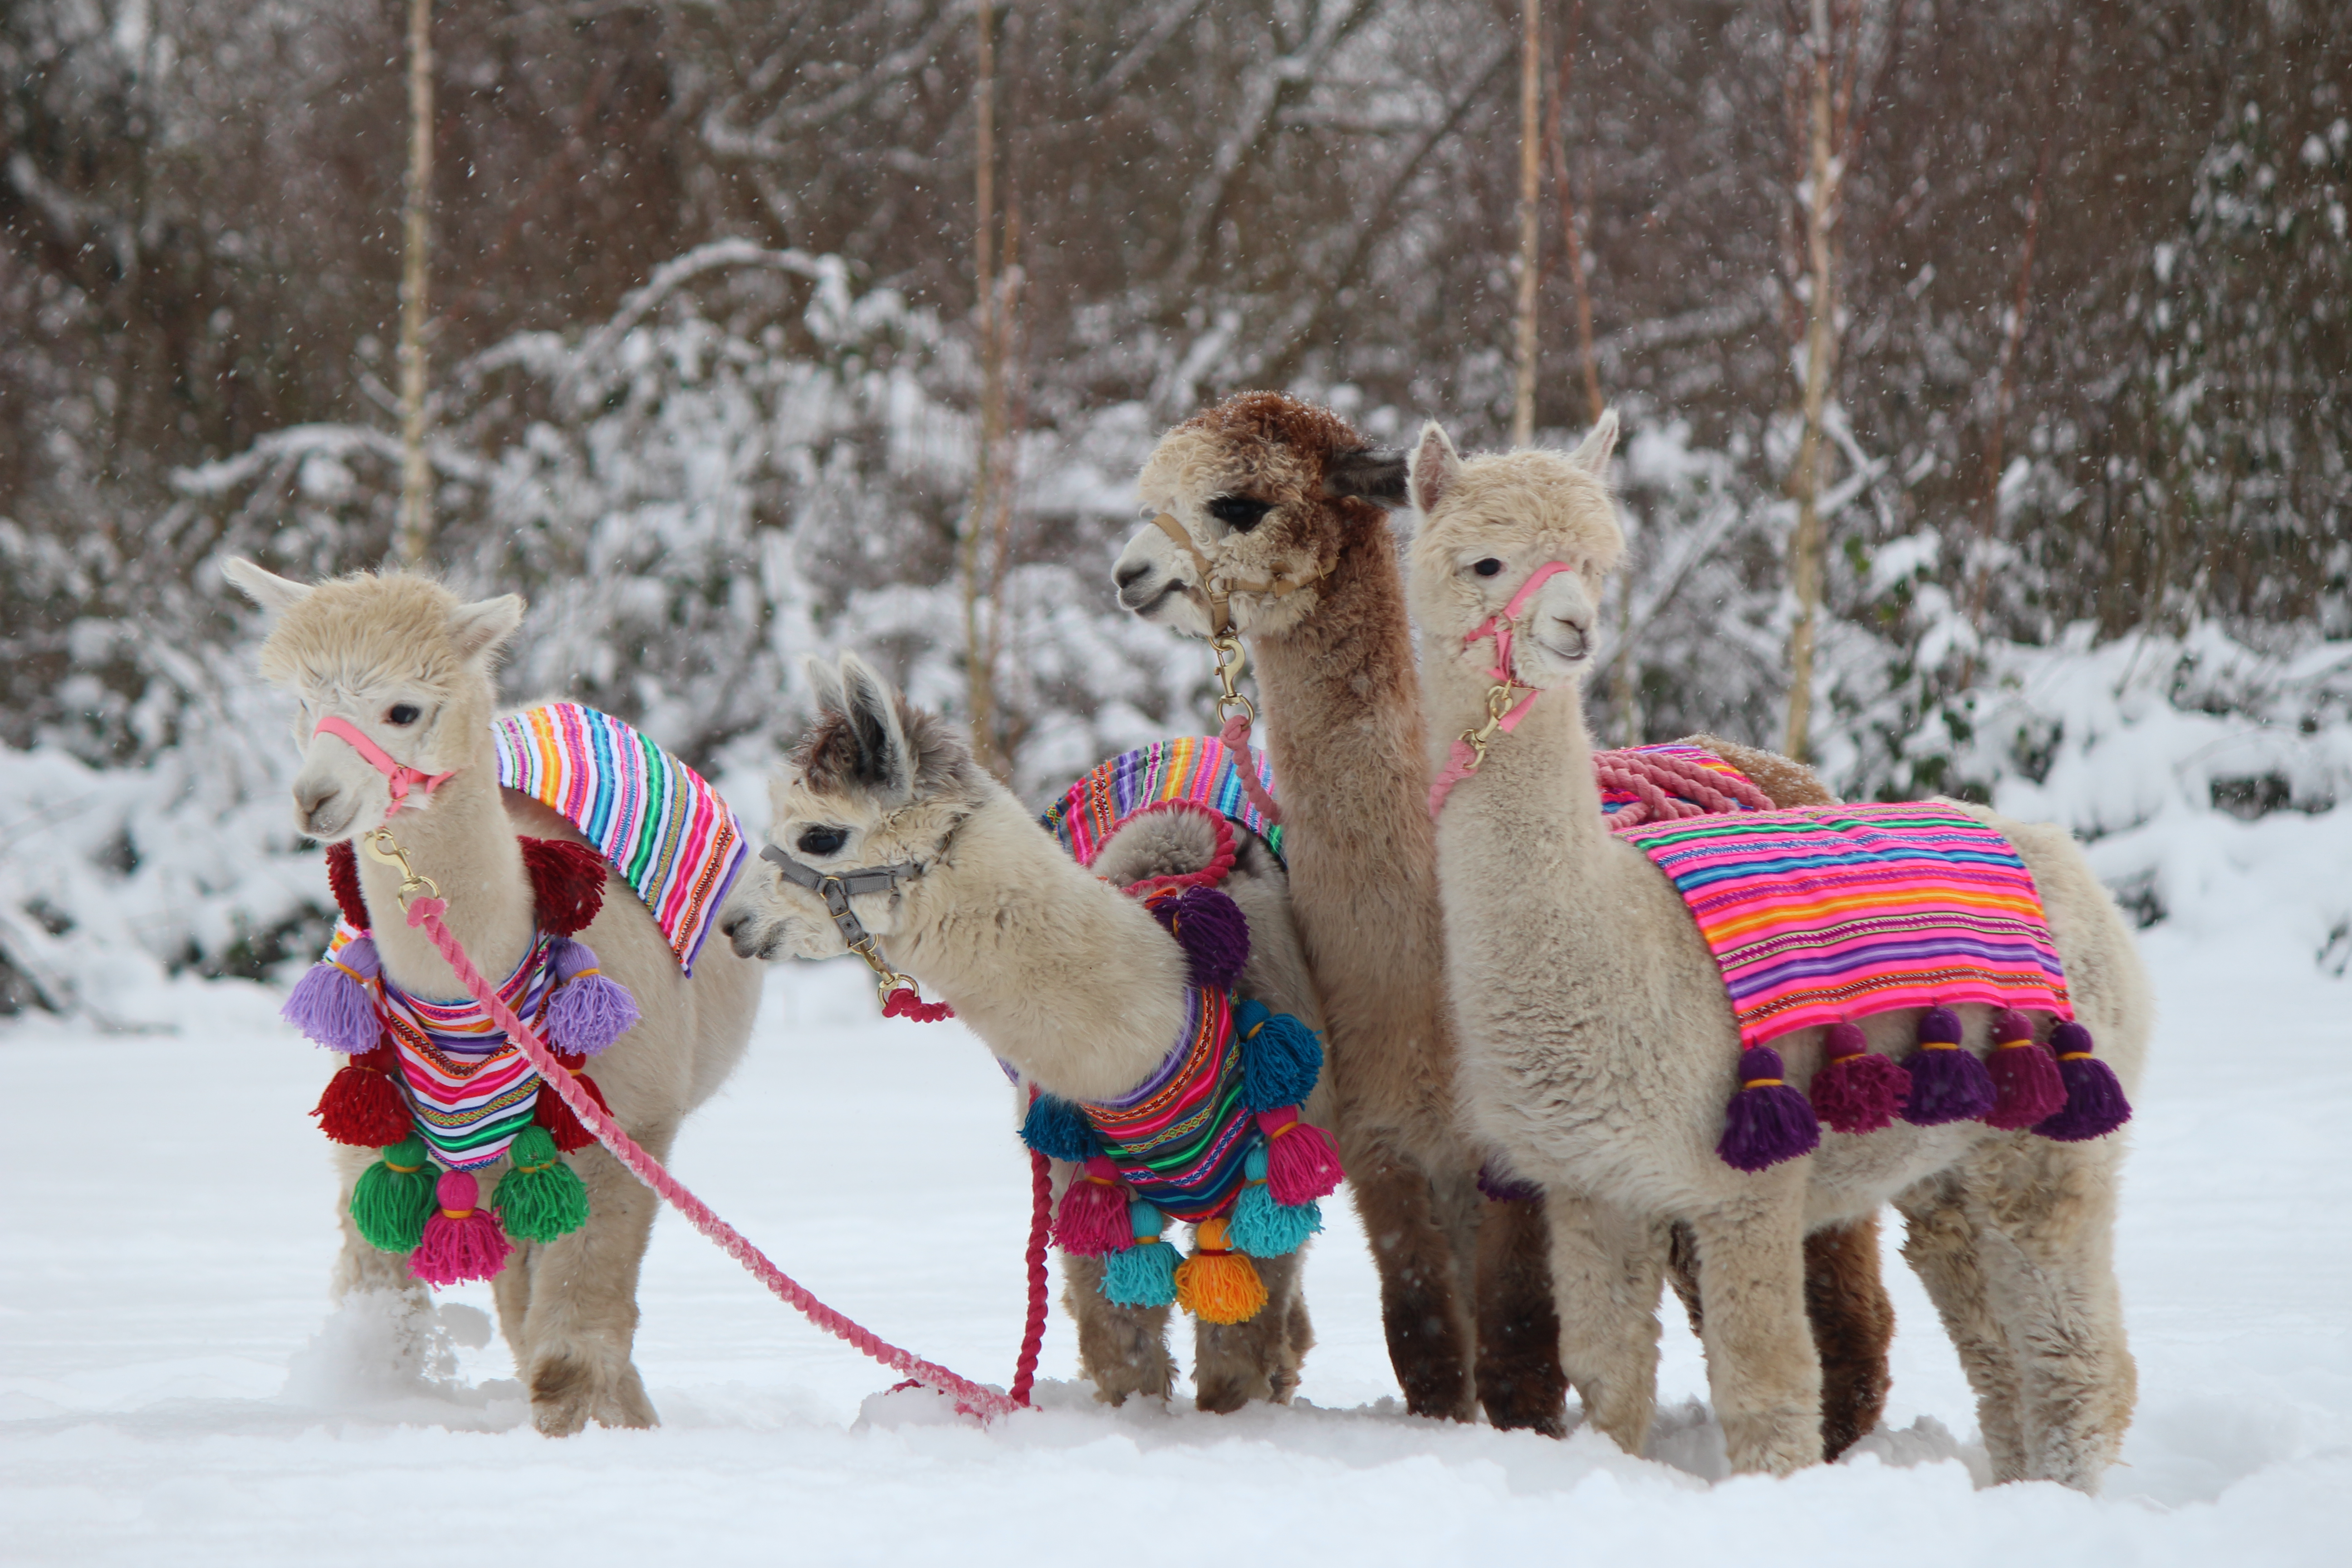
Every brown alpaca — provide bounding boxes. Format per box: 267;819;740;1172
1111;392;1892;1452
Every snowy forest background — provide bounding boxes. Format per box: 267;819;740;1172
1;0;2346;1024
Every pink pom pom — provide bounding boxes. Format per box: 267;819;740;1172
1052;1156;1134;1256
408;1171;512;1287
1256;1107;1343;1204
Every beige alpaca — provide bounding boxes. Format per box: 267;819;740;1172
225;561;763;1436
1403;419;2150;1485
1111;392;1896;1450
720;654;1329;1410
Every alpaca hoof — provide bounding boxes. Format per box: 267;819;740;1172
529;1351;658;1435
1720;1408;1821;1476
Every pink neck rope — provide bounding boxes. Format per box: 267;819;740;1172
1427;561;1576;818
313;714;456;819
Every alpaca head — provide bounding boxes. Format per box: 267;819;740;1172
721;652;991;962
1112;391;1408;640
1405;413;1624;692
224;559;524;842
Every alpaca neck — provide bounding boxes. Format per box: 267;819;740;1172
886;794;1191;1104
356;726;535;1001
1426;657;1618;913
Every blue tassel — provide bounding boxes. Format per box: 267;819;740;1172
1226;1146;1323;1256
1234;999;1323;1112
1101;1201;1178;1308
1020;1092;1101;1162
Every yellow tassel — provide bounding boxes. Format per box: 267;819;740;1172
1174;1216;1268;1324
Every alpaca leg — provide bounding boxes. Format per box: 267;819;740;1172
517;1135;666;1436
327;1145;432;1313
1475;1196;1568;1436
1689;1198;1821;1476
1806;1215;1896;1460
1061;1253;1176;1406
1543;1194;1665;1455
1193;1248;1310;1411
1972;1143;2137;1490
1894;1173;2028;1479
1347;1145;1476;1420
490;1240;535;1367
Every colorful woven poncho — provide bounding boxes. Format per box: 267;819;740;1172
1043;735;1282;867
1083;987;1251;1223
1613;800;2072;1046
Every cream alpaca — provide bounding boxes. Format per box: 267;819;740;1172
225;560;763;1436
1111;392;1896;1451
1404;420;2150;1485
720;654;1328;1409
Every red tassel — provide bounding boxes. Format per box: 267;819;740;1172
1983;1009;2068;1130
325;839;371;931
532;1052;613;1153
1255;1107;1344;1204
409;1171;512;1287
1809;1021;1909;1135
519;837;608;937
881;986;956;1022
313;1042;413;1146
1052;1156;1133;1255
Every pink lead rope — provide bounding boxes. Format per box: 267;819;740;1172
1426;561;1578;818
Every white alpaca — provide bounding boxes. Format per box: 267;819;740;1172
720;654;1332;1409
226;561;763;1435
1404;421;2150;1485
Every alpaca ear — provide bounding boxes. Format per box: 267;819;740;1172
1323;447;1409;507
1408;421;1460;521
1570;408;1620;475
802;654;848;721
223;557;314;616
835;652;916;799
447;594;526;664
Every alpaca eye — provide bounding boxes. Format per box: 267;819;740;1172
1206;496;1274;533
796;825;848;857
386;704;421;725
1473;559;1504;578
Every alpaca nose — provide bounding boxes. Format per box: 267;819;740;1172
295;780;346;834
1550;615;1591;659
1114;559;1152;592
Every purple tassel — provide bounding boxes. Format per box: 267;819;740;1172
1983;1009;2068;1130
283;936;381;1053
1809;1021;1908;1135
1718;1046;1822;1172
2034;1022;2133;1142
1149;886;1251;991
1476;1160;1544;1204
1901;1006;1997;1126
542;937;639;1057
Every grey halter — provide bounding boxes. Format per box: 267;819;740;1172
758;843;925;954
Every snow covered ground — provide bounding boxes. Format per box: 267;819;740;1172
4;913;2346;1565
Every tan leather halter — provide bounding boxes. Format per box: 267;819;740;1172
1149;511;1323;638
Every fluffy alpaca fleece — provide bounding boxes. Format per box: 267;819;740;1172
719;653;1331;1411
224;560;764;1436
1403;421;2151;1485
1112;392;1896;1450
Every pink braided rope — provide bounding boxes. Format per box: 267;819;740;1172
1216;713;1284;826
402;893;1028;1421
1592;746;1777;827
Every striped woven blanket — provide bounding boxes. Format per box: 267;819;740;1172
1081;987;1252;1222
372;932;559;1171
1044;736;1282;868
494;702;747;975
1615;801;2071;1046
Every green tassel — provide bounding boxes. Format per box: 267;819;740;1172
492;1125;590;1243
350;1136;437;1253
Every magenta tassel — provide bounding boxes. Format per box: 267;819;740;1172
283;936;381;1053
1983;1009;2068;1129
1053;1156;1134;1256
1902;1006;1997;1126
1717;1045;1822;1171
408;1171;512;1287
542;937;639;1057
1149;886;1251;991
1810;1021;1908;1135
1256;1107;1344;1204
2035;1023;2133;1142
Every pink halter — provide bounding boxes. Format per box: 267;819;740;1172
1427;561;1577;818
312;714;455;818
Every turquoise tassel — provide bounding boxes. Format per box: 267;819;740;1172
1101;1201;1178;1308
1234;999;1323;1111
1020;1092;1101;1163
1227;1145;1323;1256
